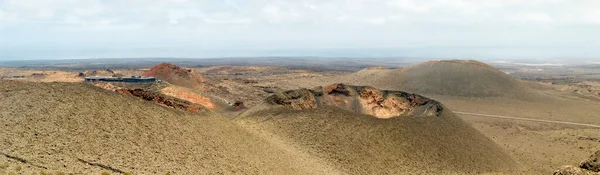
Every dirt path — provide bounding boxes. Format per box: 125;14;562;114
455;111;600;128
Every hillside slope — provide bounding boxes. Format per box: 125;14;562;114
0;81;340;174
236;84;519;174
141;63;207;89
372;60;527;97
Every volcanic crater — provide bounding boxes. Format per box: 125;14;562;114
266;83;443;118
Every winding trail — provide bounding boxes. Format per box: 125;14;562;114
455;111;600;128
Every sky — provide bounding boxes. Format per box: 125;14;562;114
0;0;599;60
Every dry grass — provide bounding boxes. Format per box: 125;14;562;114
237;104;518;174
0;81;341;174
3;61;600;174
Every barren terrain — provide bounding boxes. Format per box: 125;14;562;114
1;59;600;174
0;81;341;175
265;60;600;174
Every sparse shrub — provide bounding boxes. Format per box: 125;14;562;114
40;171;49;175
101;172;110;175
14;166;21;171
0;162;8;169
124;172;132;175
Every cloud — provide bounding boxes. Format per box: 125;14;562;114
0;0;599;59
516;12;554;23
1;0;599;27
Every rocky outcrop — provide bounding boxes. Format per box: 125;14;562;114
580;151;600;172
265;83;443;118
555;151;600;175
554;165;598;175
160;86;216;110
116;88;203;113
228;101;246;111
266;89;319;110
142;63;207;89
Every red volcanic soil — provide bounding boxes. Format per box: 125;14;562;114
142;63;207;89
161;86;216;110
116;88;203;113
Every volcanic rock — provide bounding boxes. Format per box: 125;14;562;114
142;63;207;89
265;83;443;118
555;151;600;175
116;88;203;113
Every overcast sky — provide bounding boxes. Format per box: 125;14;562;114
0;0;599;60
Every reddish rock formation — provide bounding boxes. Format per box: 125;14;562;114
116;88;203;113
142;63;207;89
265;83;443;118
161;86;216;110
324;83;352;96
266;89;319;110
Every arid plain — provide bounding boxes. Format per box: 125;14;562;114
1;59;599;175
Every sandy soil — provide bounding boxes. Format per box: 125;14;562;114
460;115;600;174
262;64;600;174
2;62;600;174
0;68;82;82
0;81;342;175
237;106;518;174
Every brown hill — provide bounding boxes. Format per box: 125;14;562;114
142;63;207;89
237;83;519;174
364;60;528;97
0;81;342;174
